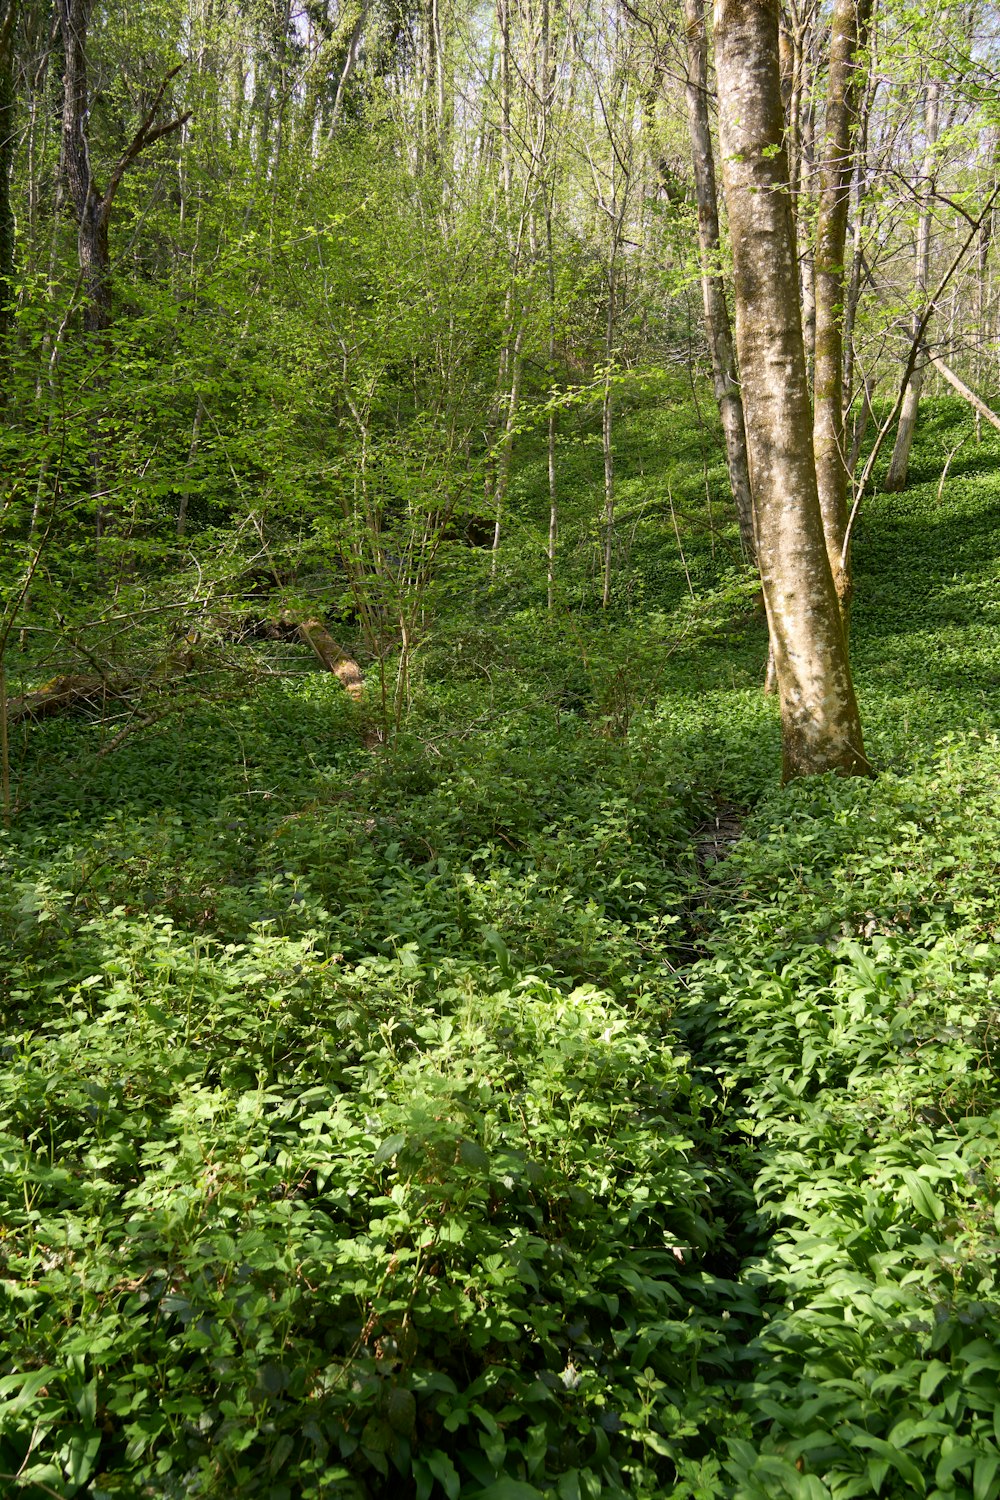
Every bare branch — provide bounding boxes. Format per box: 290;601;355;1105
842;183;1000;567
102;64;191;218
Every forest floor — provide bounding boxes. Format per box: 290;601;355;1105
1;399;1000;1499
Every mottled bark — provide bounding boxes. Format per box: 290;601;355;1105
884;80;939;493
682;0;756;562
812;0;872;605
714;0;869;780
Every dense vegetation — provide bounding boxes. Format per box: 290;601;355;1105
3;0;1000;1492
2;396;999;1498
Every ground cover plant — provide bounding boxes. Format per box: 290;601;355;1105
0;399;999;1498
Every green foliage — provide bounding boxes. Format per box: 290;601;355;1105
3;400;1000;1499
0;707;750;1497
683;730;1000;1498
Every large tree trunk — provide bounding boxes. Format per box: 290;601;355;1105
714;0;869;780
813;0;873;606
681;0;756;563
884;79;939;493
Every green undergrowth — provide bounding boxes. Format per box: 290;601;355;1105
0;398;999;1497
678;401;1000;1499
684;733;1000;1500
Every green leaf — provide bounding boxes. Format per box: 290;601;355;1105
428;1450;462;1500
0;1368;59;1414
974;1453;1000;1500
62;1431;102;1489
481;927;511;971
374;1134;407;1165
387;1387;417;1436
960;1341;1000;1377
900;1169;945;1221
269;1434;295;1476
361;1416;392;1455
848;1432;927;1494
937;1445;985;1486
919;1361;951;1400
475;1482;546;1500
459;1139;489;1170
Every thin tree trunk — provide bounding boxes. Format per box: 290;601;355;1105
58;0;111;334
841;33;878;412
537;0;559;610
842;182;868;404
57;0;189;544
847;372;873;473
0;0;17;373
177;396;205;537
489;0;519;567
601;205;622;609
715;0;868;780
330;2;368;133
975;205;992;431
812;0;873;606
498;0;512;204
798;42;818;372
490;321;526;567
884;79;940;492
602;365;615;609
681;0;756;562
547;408;558;608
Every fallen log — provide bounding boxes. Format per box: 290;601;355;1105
930;356;1000;434
4;615;362;735
279;613;364;700
5;673;119;725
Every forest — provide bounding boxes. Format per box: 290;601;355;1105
1;0;1000;1495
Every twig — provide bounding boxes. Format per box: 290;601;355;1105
841;182;1000;569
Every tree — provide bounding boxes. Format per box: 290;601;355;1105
883;76;939;492
812;0;872;607
0;0;15;365
57;0;190;334
714;0;869;779
681;0;756;563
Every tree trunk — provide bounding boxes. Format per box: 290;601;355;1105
489;318;526;569
714;0;869;780
330;1;369;133
601;366;615;609
601;206;622;609
58;0;112;334
58;0;190;335
0;0;17;367
681;0;756;562
884;79;939;492
547;407;558;609
282;614;364;699
812;0;873;606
